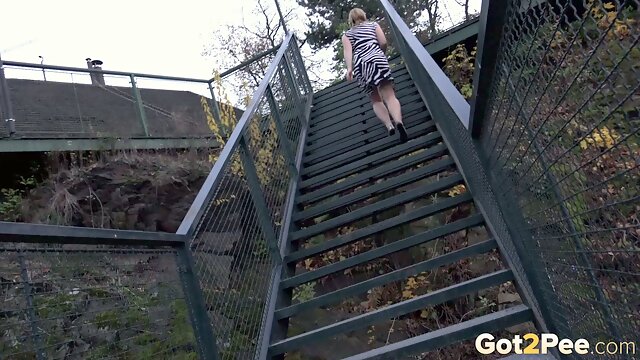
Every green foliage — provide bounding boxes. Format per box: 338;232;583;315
292;282;316;303
0;188;22;221
0;175;38;221
442;43;476;100
299;0;425;51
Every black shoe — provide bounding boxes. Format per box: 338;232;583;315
388;127;396;136
396;122;408;142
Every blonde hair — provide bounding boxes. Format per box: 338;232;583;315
348;8;367;27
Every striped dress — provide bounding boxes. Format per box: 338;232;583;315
345;21;393;96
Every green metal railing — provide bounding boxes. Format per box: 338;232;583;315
471;0;640;354
378;0;557;345
0;32;311;360
176;31;311;359
381;0;639;356
0;59;214;140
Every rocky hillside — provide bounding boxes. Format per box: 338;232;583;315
10;151;214;231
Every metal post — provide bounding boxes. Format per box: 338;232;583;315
239;136;283;261
129;74;149;137
266;85;298;177
290;36;312;94
176;244;220;360
273;0;289;34
18;253;46;360
282;53;307;127
469;0;509;139
39;56;47;81
0;54;17;135
207;81;228;140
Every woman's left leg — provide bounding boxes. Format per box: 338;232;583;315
370;87;395;134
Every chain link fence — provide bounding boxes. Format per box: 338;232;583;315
0;60;226;144
176;32;310;359
1;32;311;360
477;0;639;354
0;243;196;359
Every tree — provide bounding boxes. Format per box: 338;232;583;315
202;0;290;104
297;0;443;79
455;0;471;21
202;0;331;102
423;0;441;37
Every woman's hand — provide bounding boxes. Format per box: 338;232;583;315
346;68;353;81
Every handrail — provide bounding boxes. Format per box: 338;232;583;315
217;44;281;79
377;0;470;129
377;0;559;342
177;31;307;237
469;0;509;138
0;221;187;246
1;60;211;83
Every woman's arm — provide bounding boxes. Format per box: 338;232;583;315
375;22;388;52
342;34;353;80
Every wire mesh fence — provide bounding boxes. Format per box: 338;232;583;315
0;32;311;360
477;0;640;354
0;62;219;142
178;33;310;359
0;243;196;360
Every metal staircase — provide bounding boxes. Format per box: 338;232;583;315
1;0;637;359
263;45;536;359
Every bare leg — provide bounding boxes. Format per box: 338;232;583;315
378;80;407;142
370;88;394;131
378;80;402;126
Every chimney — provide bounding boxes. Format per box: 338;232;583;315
85;58;105;86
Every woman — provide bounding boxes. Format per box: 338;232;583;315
342;8;407;142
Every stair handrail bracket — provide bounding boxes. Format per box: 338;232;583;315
377;0;559;340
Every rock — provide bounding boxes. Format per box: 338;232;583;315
498;292;521;304
194;255;233;289
109;188;128;209
193;232;242;253
506;321;535;334
126;212;139;229
111;211;126;228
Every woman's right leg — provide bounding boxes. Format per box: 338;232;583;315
378;80;402;125
370;87;395;133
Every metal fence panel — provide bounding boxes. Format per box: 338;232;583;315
0;243;196;359
476;0;640;351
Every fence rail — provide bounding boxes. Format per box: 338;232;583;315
0;57;227;143
471;0;640;352
0;31;312;360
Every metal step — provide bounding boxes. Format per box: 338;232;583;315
287;192;473;263
303;119;436;177
295;157;455;222
303;111;429;161
296;143;449;206
281;213;484;289
269;270;515;356
310;78;416;126
299;132;442;191
307;96;425;142
305;104;427;152
340;305;533;360
276;239;497;320
291;173;464;241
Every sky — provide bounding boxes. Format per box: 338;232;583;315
1;0;481;101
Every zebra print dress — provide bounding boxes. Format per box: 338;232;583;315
345;21;393;96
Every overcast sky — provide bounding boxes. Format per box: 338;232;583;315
1;0;481;98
